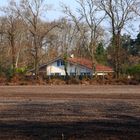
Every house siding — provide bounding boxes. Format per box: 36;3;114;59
47;61;65;75
46;59;92;76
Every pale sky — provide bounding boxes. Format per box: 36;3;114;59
0;0;7;6
0;0;139;37
46;0;78;21
0;0;77;20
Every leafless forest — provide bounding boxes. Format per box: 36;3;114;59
0;0;140;81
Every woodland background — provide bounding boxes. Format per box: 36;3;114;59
0;0;139;84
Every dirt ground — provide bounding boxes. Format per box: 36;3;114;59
0;85;140;140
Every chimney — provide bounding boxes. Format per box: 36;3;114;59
70;54;74;58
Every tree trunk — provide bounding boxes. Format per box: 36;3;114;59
64;58;69;83
34;46;39;80
33;28;39;80
11;36;16;75
15;48;21;68
92;59;96;78
113;31;121;79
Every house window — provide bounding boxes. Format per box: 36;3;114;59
86;72;91;76
61;60;64;65
80;72;91;76
57;60;61;66
70;72;76;76
54;73;61;76
50;73;61;76
57;60;64;66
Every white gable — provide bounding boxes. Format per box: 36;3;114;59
46;59;92;76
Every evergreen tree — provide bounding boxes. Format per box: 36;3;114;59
95;43;107;65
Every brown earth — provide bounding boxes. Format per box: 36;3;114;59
0;85;140;140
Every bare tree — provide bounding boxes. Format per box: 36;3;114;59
0;0;21;74
131;1;140;16
62;0;105;74
0;17;7;67
15;0;57;79
97;0;139;78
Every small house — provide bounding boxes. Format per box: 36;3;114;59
32;56;114;76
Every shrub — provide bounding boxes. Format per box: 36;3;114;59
126;64;140;80
5;67;14;80
0;65;6;77
15;67;27;75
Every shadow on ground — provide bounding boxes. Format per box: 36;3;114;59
0;118;140;140
0;92;139;140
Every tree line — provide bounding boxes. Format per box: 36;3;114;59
0;0;140;80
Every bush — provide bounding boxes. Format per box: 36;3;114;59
2;67;27;81
126;64;140;80
15;67;27;75
5;67;14;80
68;77;80;84
0;65;6;77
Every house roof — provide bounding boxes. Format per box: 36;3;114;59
68;57;114;72
96;65;113;72
68;57;93;69
28;56;114;73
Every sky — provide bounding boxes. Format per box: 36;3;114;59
0;0;7;6
46;0;78;21
0;0;77;20
0;0;5;4
0;0;139;38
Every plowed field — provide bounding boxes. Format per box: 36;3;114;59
0;85;140;140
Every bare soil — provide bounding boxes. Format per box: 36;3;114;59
0;85;140;140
